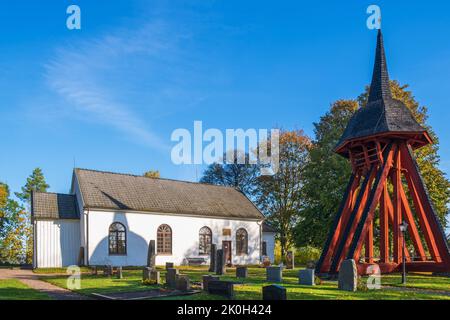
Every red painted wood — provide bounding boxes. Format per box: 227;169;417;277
365;220;374;263
392;146;403;264
379;184;389;263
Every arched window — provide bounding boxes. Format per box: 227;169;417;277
199;226;212;255
109;222;126;255
236;228;248;255
157;224;172;254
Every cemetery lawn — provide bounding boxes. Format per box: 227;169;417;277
0;279;52;300
39;266;450;300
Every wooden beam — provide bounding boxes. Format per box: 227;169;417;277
365;220;374;263
329;167;376;273
316;174;361;273
392;146;403;264
347;143;396;261
379;184;389;263
400;146;441;262
398;178;427;261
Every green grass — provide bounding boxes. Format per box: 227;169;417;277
40;266;450;300
33;267;92;274
0;279;52;300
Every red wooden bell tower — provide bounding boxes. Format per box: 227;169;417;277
316;30;450;275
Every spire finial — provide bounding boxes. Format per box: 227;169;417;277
368;29;391;102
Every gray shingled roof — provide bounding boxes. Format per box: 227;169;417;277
74;168;264;220
335;30;429;154
262;222;277;233
32;192;79;219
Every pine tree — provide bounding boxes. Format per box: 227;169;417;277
15;168;50;204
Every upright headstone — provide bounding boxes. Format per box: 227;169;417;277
202;275;220;292
236;266;248;279
104;265;113;277
286;251;294;269
147;240;156;269
262;256;271;267
91;266;98;275
143;267;152;281
298;269;315;286
209;244;217;272
166;262;174;270
207;280;234;299
176;274;190;291
166;268;179;288
266;266;282;282
116;266;123;279
262;285;287;300
215;249;226;275
338;259;357;292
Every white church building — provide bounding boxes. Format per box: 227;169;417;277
31;168;276;268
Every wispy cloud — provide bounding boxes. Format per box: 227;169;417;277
44;20;199;151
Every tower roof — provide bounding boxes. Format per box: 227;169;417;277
335;30;431;155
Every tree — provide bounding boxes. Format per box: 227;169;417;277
0;182;11;239
14;168;50;264
295;100;357;247
255;130;311;258
15;168;50;204
0;182;28;264
143;170;160;179
296;80;450;248
200;151;260;198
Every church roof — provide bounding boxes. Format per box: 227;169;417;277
73;168;264;220
335;30;430;154
262;222;277;233
32;192;79;219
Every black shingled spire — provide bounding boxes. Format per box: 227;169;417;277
368;29;391;102
334;29;430;154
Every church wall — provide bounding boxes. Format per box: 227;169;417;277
35;219;81;268
87;210;262;266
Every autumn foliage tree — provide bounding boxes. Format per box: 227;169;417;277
255;130;311;258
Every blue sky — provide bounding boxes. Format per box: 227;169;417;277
1;0;450;207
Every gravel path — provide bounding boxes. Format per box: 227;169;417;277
0;268;88;300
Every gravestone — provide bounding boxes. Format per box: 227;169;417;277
143;267;152;281
209;244;217;272
262;285;287;300
166;262;174;270
147;240;156;269
91;266;98;275
338;259;357;292
207;280;234;299
166;268;179;288
306;260;316;269
266;266;282;282
176;274;190;291
202;275;220;292
286;251;295;269
215;249;226;275
262;256;271;267
236;266;248;279
151;270;160;284
298;269;315;286
116;266;123;279
104;265;113;277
